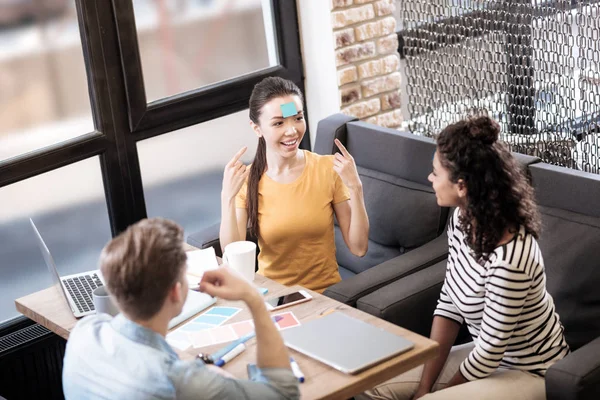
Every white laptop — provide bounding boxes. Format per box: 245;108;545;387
30;218;105;318
281;312;414;374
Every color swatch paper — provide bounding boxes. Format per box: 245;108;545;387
166;306;242;350
189;311;300;349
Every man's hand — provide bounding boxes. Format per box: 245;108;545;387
199;267;258;303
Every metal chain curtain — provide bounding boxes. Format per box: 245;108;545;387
399;0;600;173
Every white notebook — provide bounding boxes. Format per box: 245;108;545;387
186;247;220;289
168;290;216;330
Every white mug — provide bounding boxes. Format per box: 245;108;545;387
93;286;119;317
223;241;256;283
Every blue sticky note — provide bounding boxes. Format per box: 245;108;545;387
280;102;298;118
205;307;241;317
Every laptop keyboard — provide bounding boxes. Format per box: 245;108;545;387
63;274;104;314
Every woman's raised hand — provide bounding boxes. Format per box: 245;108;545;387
222;147;250;201
333;139;362;190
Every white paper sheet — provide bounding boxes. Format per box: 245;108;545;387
186;247;220;288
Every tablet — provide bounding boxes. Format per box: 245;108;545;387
281;312;414;375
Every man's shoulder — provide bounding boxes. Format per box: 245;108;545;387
71;314;112;335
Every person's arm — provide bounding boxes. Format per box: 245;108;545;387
220;199;248;251
413;271;465;398
199;268;290;369
192;268;298;400
245;293;290;369
176;361;299;400
413;316;461;398
220;147;250;252
332;139;369;257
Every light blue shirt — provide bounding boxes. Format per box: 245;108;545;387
62;314;299;400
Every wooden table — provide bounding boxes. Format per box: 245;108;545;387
15;246;439;400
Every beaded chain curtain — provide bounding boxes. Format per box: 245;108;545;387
398;0;600;173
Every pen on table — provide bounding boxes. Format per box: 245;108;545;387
290;357;305;383
210;316;281;360
211;331;256;361
214;343;246;367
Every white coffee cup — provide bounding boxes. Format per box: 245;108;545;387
93;286;119;317
222;241;256;282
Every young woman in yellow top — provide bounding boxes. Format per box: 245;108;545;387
219;77;370;293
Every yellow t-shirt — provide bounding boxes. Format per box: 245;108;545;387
236;150;350;293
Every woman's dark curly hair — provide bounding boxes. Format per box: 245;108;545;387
436;116;541;262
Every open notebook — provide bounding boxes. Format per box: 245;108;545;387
167;247;220;329
186;247;220;290
168;290;216;330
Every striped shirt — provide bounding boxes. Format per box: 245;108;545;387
434;209;570;381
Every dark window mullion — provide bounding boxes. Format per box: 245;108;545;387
132;66;286;141
273;0;303;80
77;0;147;235
0;132;106;188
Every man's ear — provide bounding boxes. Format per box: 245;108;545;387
457;179;468;199
168;281;184;304
250;121;262;138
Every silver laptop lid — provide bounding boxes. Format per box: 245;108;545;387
29;218;70;302
281;312;414;375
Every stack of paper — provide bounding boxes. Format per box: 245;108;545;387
186;247;220;289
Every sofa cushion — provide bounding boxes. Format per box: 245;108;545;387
530;163;600;218
537;205;600;351
335;166;443;274
338;265;356;280
345;122;436;186
530;162;600;351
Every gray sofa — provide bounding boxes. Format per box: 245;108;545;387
356;160;600;399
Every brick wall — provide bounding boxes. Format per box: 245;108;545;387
331;0;402;128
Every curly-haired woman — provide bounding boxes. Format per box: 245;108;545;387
359;116;569;400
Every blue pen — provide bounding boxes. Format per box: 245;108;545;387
290;357;305;383
211;331;256;361
214;343;246;367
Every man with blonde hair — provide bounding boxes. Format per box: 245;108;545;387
62;217;299;399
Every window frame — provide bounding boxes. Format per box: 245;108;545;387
113;0;304;140
0;0;305;328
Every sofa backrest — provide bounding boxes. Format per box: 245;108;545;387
315;115;448;275
529;163;600;351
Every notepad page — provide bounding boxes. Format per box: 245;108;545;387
186;247;219;288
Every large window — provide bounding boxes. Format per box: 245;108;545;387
138;110;257;235
0;0;304;328
0;1;93;162
0;158;111;323
134;0;279;101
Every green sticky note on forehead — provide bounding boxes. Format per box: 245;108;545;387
280;102;298;118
